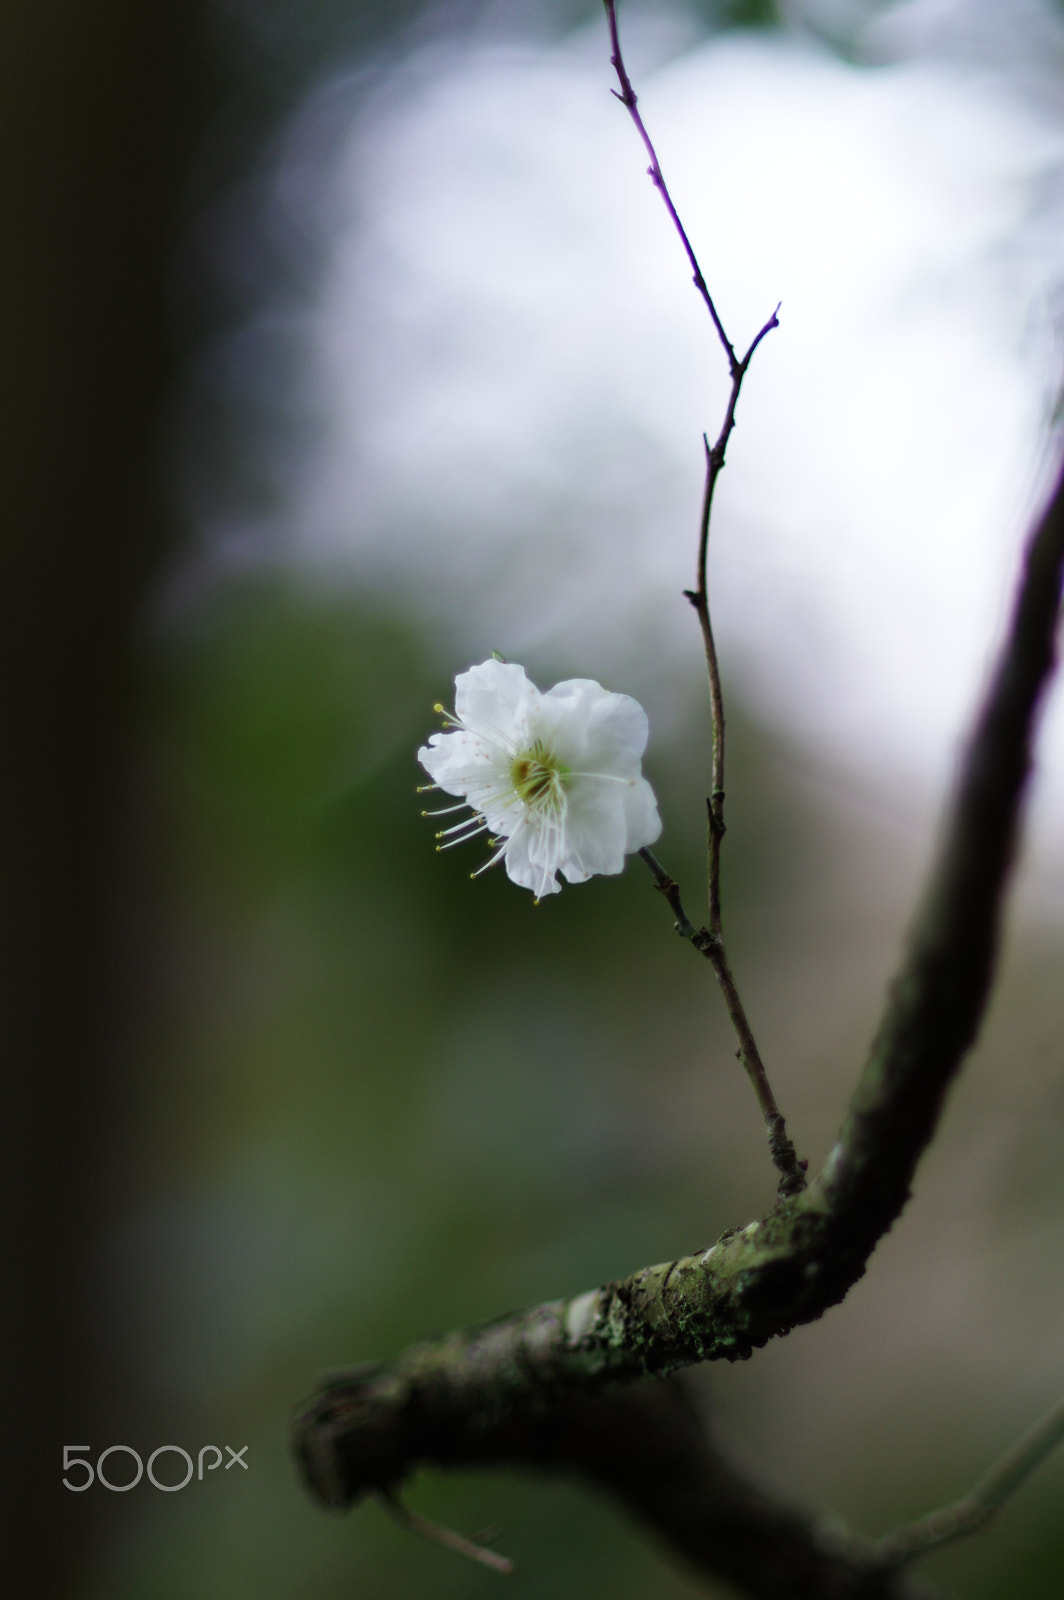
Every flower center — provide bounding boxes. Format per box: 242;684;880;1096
510;741;567;809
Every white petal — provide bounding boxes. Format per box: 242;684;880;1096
531;678;604;766
454;658;538;746
580;690;650;774
560;779;628;878
622;774;662;851
503;820;562;896
537;678;649;774
418;728;498;795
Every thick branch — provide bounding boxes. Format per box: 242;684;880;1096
299;1373;945;1600
810;457;1064;1243
295;460;1064;1588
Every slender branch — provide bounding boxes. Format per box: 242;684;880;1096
687;317;788;1191
380;1489;515;1575
696;434;728;940
639;846;806;1195
874;1393;1064;1567
638;845;703;943
693;305;780;935
706;936;806;1190
295;455;1064;1592
606;0;792;1191
603;0;735;370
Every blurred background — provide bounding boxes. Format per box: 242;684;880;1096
7;1;1064;1596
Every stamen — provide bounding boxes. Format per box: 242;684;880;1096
472;837;510;877
438;821;489;851
565;770;631;784
432;819;480;844
433;703;463;729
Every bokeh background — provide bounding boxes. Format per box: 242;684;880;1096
8;2;1064;1597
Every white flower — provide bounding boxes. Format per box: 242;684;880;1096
418;658;661;899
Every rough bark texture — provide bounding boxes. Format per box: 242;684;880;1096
294;457;1064;1594
301;1371;944;1599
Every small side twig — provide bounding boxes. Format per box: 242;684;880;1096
873;1393;1064;1567
691;307;779;932
380;1489;514;1575
638;846;701;943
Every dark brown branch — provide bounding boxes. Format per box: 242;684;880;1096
694;306;781;935
294;457;1064;1590
607;0;792;1190
638;845;703;943
563;1380;947;1600
298;1373;945;1600
603;0;735;370
808;457;1064;1245
640;845;806;1193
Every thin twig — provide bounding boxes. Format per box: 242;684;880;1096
873;1393;1064;1567
638;846;702;943
380;1489;514;1574
687;318;785;1197
603;0;735;371
606;0;797;1194
693;318;780;936
639;847;806;1195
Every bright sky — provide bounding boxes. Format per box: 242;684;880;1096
212;0;1064;859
